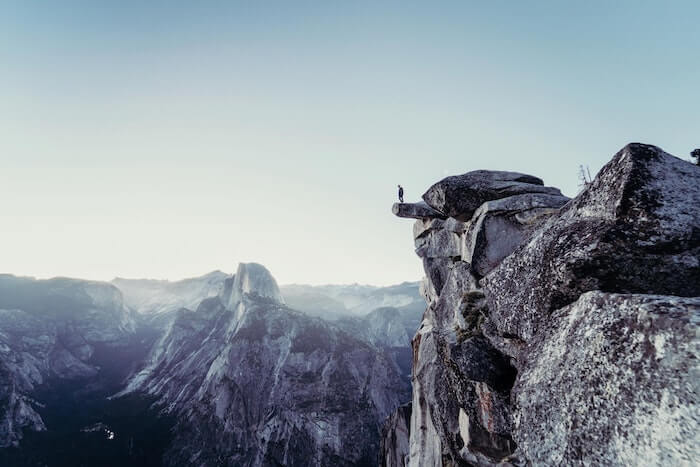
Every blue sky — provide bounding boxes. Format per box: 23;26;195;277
1;1;698;285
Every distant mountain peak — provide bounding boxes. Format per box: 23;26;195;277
224;263;285;309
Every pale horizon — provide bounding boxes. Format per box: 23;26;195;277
2;1;698;286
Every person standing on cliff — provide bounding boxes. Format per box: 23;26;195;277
398;184;404;203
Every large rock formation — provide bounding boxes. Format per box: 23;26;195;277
388;143;699;466
421;170;563;220
482;143;700;344
123;263;411;467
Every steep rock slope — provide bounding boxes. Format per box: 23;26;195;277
124;263;410;467
389;143;699;466
0;276;136;447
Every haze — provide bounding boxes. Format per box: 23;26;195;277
1;1;698;285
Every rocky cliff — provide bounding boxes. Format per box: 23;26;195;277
387;143;699;466
123;263;411;466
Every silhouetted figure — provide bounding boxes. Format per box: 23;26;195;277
691;148;700;166
398;185;404;203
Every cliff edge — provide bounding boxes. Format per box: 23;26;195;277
387;143;699;466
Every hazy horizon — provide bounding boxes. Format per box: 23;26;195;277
2;1;698;285
2;266;421;288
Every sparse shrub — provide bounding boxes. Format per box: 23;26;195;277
578;165;593;190
691;149;700;166
454;290;489;342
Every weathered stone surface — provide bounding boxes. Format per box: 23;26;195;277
409;327;518;466
415;228;461;259
421;257;454;300
407;258;518;466
513;292;700;466
429;261;476;332
380;403;411;467
393;201;447;219
462;193;570;277
482;143;700;342
408;329;443;467
443;217;468;234
413;218;445;240
422;170;563;220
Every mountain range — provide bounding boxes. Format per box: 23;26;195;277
0;267;423;466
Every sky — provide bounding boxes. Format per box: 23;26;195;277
1;1;698;285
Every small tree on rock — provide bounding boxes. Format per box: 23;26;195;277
578;165;593;190
691;148;700;166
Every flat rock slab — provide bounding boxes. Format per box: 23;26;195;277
422;170;563;220
392;201;447;219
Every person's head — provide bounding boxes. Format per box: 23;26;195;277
398;184;402;188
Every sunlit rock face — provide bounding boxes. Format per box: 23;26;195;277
0;276;136;447
124;263;410;467
387;143;699;466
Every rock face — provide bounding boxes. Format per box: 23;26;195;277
0;276;136;447
380;403;412;467
123;263;410;467
462;193;570;277
514;292;699;465
482;143;700;343
389;143;699;466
